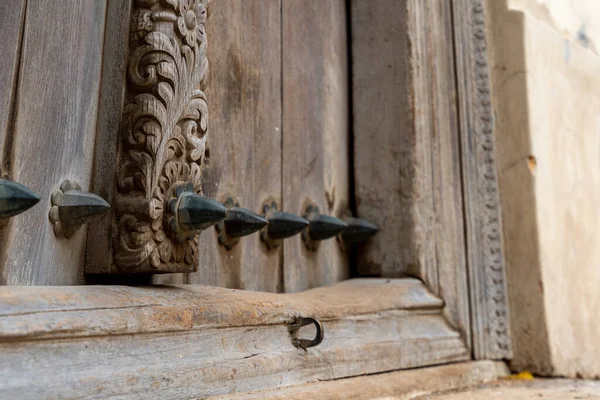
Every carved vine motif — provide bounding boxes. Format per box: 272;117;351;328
114;0;210;273
468;0;512;357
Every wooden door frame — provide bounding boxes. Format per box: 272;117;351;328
0;0;510;398
453;0;512;360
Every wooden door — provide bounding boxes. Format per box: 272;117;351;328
83;0;352;293
0;0;349;290
159;0;351;292
0;0;512;398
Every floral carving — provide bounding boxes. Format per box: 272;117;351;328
114;0;210;273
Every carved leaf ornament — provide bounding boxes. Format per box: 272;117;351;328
115;0;210;273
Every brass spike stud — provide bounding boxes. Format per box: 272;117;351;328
49;180;110;238
302;202;348;251
260;200;309;250
216;197;268;250
340;217;379;246
167;183;228;242
0;179;40;219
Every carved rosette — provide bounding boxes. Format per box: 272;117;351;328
114;0;210;273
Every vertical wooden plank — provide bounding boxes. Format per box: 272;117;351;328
85;0;131;279
281;0;350;292
452;0;512;359
350;0;428;279
351;0;471;345
185;0;283;292
0;0;27;286
0;0;26;175
0;0;107;285
411;0;472;355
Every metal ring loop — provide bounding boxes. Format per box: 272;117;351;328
290;317;324;349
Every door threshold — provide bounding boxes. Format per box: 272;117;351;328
214;361;509;400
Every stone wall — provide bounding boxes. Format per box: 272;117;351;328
485;0;600;378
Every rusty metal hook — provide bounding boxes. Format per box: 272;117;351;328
290;317;324;349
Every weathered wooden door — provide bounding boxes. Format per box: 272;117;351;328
164;0;352;292
0;0;351;293
0;0;512;398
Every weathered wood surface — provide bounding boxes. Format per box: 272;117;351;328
350;0;412;278
184;0;283;291
0;278;440;339
409;0;472;355
0;311;466;399
0;0;26;177
282;0;350;292
0;279;469;399
86;0;132;276
218;361;509;400
0;0;27;286
351;0;471;347
87;0;211;275
0;0;107;285
452;0;512;360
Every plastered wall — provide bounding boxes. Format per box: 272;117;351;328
486;0;600;378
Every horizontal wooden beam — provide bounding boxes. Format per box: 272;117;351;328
220;360;509;399
0;278;441;340
0;279;469;398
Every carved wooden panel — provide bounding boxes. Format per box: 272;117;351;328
87;0;211;275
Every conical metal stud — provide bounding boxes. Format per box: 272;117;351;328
167;184;228;243
49;180;110;238
267;212;309;239
216;197;268;250
302;202;348;251
225;208;269;238
0;179;40;219
260;200;309;250
176;193;228;232
306;215;348;241
340;218;378;245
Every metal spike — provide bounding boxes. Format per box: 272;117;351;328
177;193;228;232
341;218;378;244
224;207;268;238
57;190;111;223
267;211;309;240
49;180;110;238
306;214;348;241
0;179;40;219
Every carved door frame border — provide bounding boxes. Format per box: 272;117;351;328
0;0;511;397
453;0;512;360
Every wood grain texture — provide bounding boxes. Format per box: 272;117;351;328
452;0;512;360
0;0;26;177
350;0;413;278
282;0;350;292
408;0;472;356
184;0;282;291
85;0;132;276
0;278;440;339
350;0;471;347
0;279;469;399
0;311;467;399
218;361;509;400
87;0;211;275
0;0;107;285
